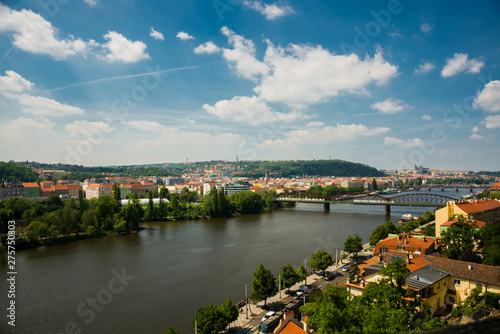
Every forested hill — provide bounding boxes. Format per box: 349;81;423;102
0;162;39;182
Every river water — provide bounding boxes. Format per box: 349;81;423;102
0;189;475;333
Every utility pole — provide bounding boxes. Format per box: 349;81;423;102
245;284;248;319
194;310;197;334
304;258;307;286
279;273;281;299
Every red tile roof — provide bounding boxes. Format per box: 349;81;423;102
491;182;500;190
441;219;486;228
22;182;39;188
276;320;307;334
456;200;500;214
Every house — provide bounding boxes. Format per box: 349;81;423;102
67;185;82;199
435;199;500;237
39;180;54;189
0;183;24;199
373;233;437;256
119;184;131;199
40;187;55;197
130;183;146;197
22;182;40;198
85;184;112;199
491;181;500;193
439;218;486;237
52;184;69;198
142;182;154;192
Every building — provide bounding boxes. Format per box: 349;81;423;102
53;184;69;198
224;182;251;196
0;183;24;200
120;184;131;199
85;184;113;199
142;182;154;192
490;181;500;193
22;182;40;198
435;199;500;237
39;180;54;189
67;185;82;199
439;218;485;237
164;177;185;186
373;233;437;256
130;183;146;197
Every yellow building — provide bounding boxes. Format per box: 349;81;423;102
435;199;500;237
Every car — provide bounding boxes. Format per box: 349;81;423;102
324;272;335;281
296;285;310;296
262;311;275;322
342;265;349;272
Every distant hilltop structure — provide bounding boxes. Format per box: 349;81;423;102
415;165;468;176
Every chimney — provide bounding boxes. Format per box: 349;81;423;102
284;311;294;322
414;275;419;280
468;265;472;270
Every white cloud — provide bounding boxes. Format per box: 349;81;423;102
221;27;270;81
370;98;413;114
194;41;221;55
203;95;310;125
150;27;164;41
242;1;294;20
263;124;390;148
470;133;483;140
3;92;85;116
441;53;484;77
485;115;500;129
0;70;33;93
306;121;325;127
83;0;97;6
420;23;433;33
65;120;113;137
415;62;435;74
101;31;150;63
384;136;425;149
473;80;500;112
255;44;398;105
176;31;194;40
422;114;432;121
0;3;93;60
122;120;173;133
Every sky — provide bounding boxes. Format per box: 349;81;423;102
0;0;499;171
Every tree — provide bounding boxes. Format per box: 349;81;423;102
369;221;399;246
211;187;219;217
422;225;435;237
309;251;333;275
192;305;227;334
440;215;482;263
147;191;155;220
220;299;238;327
112;183;121;201
217;188;230;217
45;194;64;212
231;191;264;214
372;178;378;190
296;264;307;284
251;264;276;306
162;326;181;334
343;234;363;261
24;220;47;242
280;264;299;291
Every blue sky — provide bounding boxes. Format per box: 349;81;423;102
0;0;499;170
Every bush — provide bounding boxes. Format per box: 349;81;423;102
451;307;462;318
483;292;500;309
87;225;98;237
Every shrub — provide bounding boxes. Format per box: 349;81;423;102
483;292;500;309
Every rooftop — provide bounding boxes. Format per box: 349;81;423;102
456;199;500;214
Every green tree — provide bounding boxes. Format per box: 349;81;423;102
87;225;98;237
369;221;399;246
61;199;81;235
169;193;180;219
422;225;435;237
162;326;181;334
372;178;378;190
309;251;333;275
231;191;264;214
296;264;307;284
440;215;482;263
220;298;238;327
343;234;363;261
45;194;64;212
24;220;48;242
147;191;155;220
251;264;276;306
480;223;500;266
211;187;219;217
192;305;227;334
217;188;230;217
280;264;299;292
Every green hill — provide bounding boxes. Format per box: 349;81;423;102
0;162;39;182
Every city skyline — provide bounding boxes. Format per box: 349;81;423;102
0;1;499;170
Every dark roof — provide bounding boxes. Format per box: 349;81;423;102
406;265;449;290
424;255;500;286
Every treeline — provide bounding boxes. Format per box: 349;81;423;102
307;185;365;196
0;162;39;182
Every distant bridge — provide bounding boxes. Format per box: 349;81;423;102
275;192;458;214
413;184;490;192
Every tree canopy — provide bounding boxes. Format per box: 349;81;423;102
440;215;482;263
251;264;276;306
309;251;333;275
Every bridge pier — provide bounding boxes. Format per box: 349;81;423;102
455;187;458;192
323;202;330;212
385;204;391;215
441;187;444;191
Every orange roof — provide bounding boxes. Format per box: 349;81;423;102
456;200;500;214
67;185;81;190
276;321;307;334
86;184;100;189
41;188;54;192
53;185;69;190
376;233;436;250
130;183;144;188
142;182;154;186
490;182;500;190
22;182;39;188
442;219;486;228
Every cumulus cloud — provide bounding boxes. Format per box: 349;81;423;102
203;95;310;125
415;62;435;74
473;80;500;112
242;1;294;20
0;3;94;60
221;27;270;81
484;115;500;129
441;53;484;77
65;120;113;137
101;31;150;63
84;0;97;6
420;23;433;33
306;121;325;127
422;114;432;121
150;27;164;41
3;92;85;117
122;120;173;133
263;124;390;149
0;70;34;93
469;126;483;140
384;136;425;149
194;41;221;55
370;98;413;114
176;31;194;40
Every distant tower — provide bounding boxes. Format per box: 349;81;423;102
265;165;268;185
236;156;238;162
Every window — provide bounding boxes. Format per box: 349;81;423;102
449;296;455;303
477;283;482;288
453;279;461;286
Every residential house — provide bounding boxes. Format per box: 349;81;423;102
120;184;131;199
39;180;54;189
439;218;485;237
0;183;24;200
53;184;69;198
85;184;112;199
224;182;251;196
40;188;55;197
67;185;82;199
130;183;146;197
373;233;437;256
435;199;500;237
22;182;40;198
142;182;154;193
490;181;500;193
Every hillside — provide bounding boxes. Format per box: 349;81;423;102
0;162;39;182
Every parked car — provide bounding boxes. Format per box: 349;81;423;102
296;285;310;296
342;265;349;272
262;311;275;323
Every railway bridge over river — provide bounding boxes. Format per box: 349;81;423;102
275;192;458;214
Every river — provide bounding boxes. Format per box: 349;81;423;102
0;188;476;333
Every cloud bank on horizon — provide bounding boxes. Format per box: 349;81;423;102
0;1;499;170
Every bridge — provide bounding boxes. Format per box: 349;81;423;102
275;192;458;214
412;184;489;192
